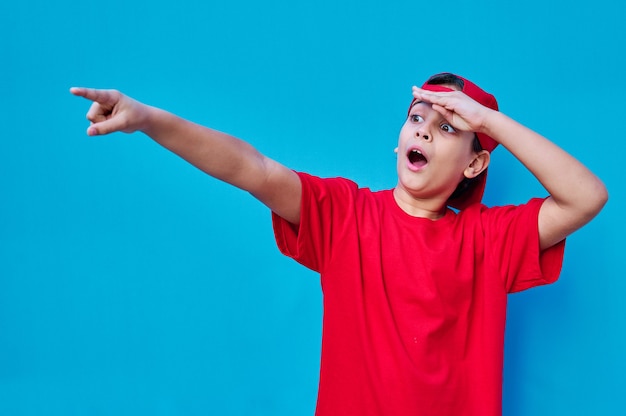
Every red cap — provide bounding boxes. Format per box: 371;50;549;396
407;74;499;210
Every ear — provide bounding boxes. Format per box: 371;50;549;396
464;150;490;179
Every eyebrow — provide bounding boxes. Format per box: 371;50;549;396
410;100;430;110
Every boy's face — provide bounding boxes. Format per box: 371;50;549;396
396;100;477;204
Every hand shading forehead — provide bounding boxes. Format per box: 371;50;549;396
408;84;457;112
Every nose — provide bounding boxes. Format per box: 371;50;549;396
415;126;431;142
412;117;434;141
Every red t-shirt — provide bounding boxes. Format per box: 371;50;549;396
272;172;565;416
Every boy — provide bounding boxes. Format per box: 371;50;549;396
71;73;607;416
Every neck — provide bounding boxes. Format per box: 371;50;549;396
393;187;448;220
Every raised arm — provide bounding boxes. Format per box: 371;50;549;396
480;112;607;249
70;88;302;224
412;86;608;250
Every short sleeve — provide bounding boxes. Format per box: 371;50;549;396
482;198;566;293
272;172;358;273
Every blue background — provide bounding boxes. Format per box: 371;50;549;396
1;0;624;414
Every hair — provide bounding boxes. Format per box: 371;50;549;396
426;72;465;90
425;73;485;203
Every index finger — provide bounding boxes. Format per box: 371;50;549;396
70;87;119;106
412;86;449;100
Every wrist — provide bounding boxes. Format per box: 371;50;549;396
140;105;165;136
480;110;506;142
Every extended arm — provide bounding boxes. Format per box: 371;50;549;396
412;86;608;250
70;88;302;224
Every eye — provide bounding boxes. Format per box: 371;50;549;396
410;114;424;123
441;123;456;133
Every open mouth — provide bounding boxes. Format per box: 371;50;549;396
408;148;428;168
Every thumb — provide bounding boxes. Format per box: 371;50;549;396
87;116;128;136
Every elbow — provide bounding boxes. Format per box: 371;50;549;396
597;183;609;212
583;179;609;220
560;178;609;226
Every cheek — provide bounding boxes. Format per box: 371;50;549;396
439;146;474;174
446;137;475;161
398;125;415;145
